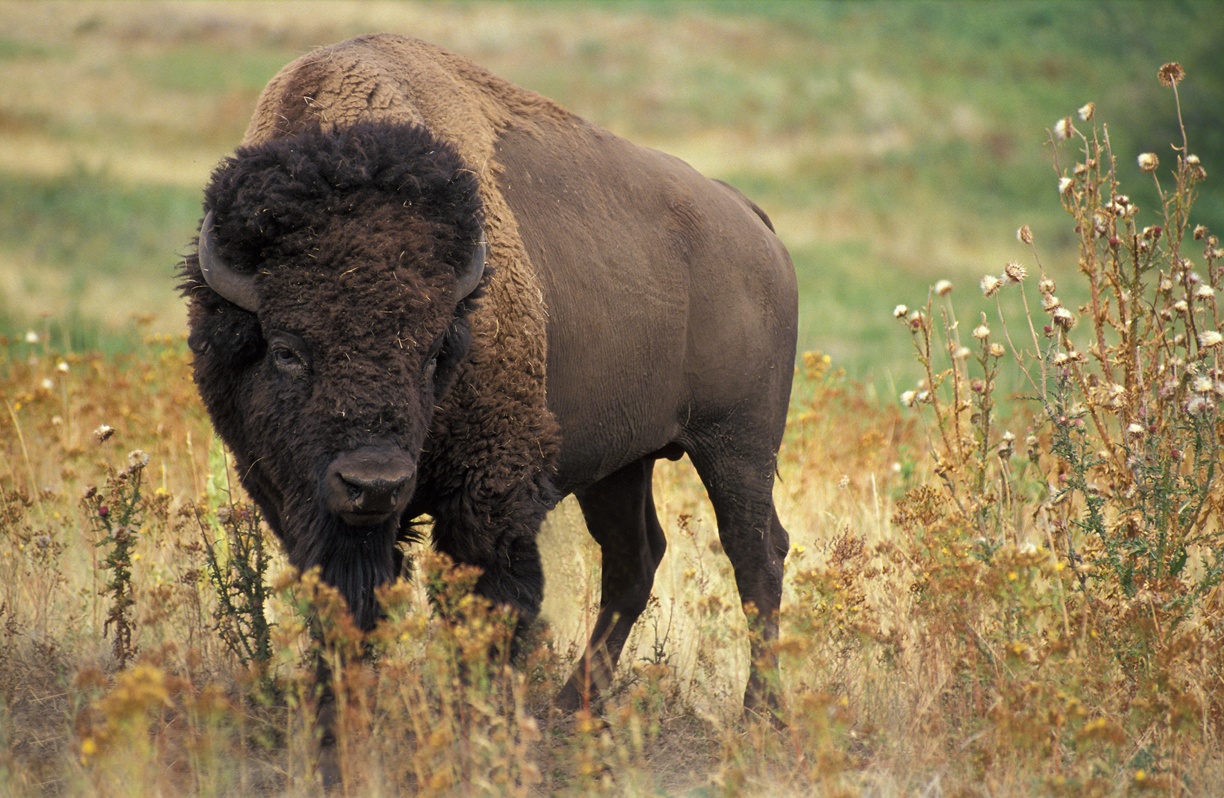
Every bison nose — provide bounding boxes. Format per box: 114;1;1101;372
324;447;415;526
338;474;406;513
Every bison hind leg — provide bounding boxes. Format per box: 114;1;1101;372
686;443;790;721
556;456;666;712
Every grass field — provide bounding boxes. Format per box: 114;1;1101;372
2;2;1224;795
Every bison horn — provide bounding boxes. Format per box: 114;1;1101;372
455;231;487;301
197;211;260;313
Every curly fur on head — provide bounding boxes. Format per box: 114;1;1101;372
208;121;482;268
180;122;484;341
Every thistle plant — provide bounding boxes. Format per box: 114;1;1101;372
83;449;151;669
896;63;1224;778
1030;64;1221;616
195;501;273;676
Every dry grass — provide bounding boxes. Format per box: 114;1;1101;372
0;329;916;795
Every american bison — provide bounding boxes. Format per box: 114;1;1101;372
182;34;797;716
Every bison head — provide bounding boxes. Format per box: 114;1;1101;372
181;122;486;630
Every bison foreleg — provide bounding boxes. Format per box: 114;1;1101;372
431;500;548;661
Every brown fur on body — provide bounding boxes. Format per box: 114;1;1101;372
182;33;797;725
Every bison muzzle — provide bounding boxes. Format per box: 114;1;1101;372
181;33;798;727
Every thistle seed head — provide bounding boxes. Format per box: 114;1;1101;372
1158;62;1185;88
1054;117;1073;141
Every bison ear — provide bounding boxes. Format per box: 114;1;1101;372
189;302;265;367
454;231;486;301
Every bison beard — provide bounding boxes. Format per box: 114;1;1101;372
289;501;402;633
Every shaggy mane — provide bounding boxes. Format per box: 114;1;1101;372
182;120;484;290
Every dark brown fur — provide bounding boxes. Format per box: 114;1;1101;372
182;34;797;722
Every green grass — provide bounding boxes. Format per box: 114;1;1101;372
0;169;200;345
0;0;1219;376
0;170;200;276
131;44;303;95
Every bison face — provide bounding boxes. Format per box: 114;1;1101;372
182;122;485;630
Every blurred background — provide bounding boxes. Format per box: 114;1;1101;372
0;0;1220;387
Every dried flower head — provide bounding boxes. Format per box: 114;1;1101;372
893;304;909;319
1053;117;1073;141
1058;176;1074;196
1077;102;1095;122
980;274;1002;297
1017;225;1033;245
1199;330;1224;349
128;450;150;471
1004;262;1027;283
1194;225;1209;241
24;330;38;344
1185;153;1207;180
1173;300;1189;314
1158;62;1185;88
934;279;953;297
1038;276;1056;295
93;424;115;443
1195;284;1215;300
1138;152;1159;173
997;433;1015;460
989;343;1005;358
1186;394;1214;417
1194;376;1215;394
1053;307;1075;329
1042;294;1062;313
900;390;916;408
973;323;990;340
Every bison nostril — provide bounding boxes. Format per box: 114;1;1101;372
334;473;410;517
324;446;416;524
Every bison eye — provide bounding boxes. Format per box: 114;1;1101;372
266;331;309;376
273;346;301;367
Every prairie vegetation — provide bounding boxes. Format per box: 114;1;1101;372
2;2;1224;796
